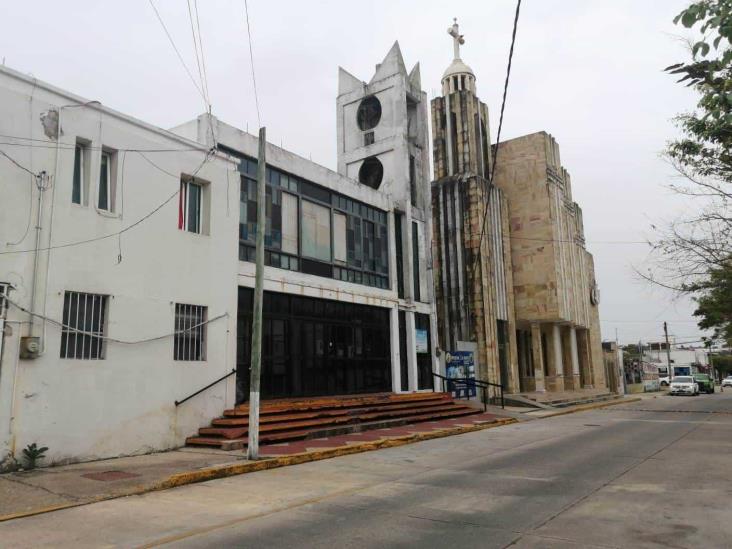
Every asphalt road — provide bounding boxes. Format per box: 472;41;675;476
2;392;731;548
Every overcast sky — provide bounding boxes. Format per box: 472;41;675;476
1;0;707;345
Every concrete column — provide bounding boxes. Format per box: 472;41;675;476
389;307;402;392
577;328;593;389
545;323;565;392
530;322;545;392
562;326;581;390
405;311;419;392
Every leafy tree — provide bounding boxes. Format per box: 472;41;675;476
690;264;732;344
649;1;732;345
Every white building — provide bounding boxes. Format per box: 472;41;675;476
0;43;438;469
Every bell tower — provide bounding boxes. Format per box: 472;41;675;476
336;42;429;209
337;43;437;393
433;19;491;179
430;19;520;393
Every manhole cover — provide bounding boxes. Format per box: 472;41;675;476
81;470;142;482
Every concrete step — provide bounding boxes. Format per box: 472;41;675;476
213;399;459;426
185;392;483;450
226;392;451;417
185;406;482;449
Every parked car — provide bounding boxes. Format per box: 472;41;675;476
693;373;714;394
722;376;732;388
669;376;698;396
659;376;670;387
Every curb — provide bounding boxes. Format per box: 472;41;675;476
535;397;643;418
0;417;516;523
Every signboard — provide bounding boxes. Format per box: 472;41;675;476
445;351;475;379
445;351;476;397
415;329;429;354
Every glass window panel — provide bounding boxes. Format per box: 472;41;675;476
73;145;83;204
281;192;298;254
187;182;201;233
333;212;347;263
98;152;110;210
301;199;331;261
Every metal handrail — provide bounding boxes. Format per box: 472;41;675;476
432;371;505;410
175;368;236;406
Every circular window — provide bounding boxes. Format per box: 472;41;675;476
357;96;382;131
358;156;384;189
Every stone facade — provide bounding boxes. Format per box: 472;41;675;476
430;21;606;395
493;132;605;392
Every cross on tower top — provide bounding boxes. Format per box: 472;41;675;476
447;18;464;60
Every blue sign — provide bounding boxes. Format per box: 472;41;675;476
415;329;429;353
445;351;476;397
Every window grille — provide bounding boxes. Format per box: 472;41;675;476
60;291;108;359
174;303;207;361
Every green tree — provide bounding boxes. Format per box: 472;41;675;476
690;264;732;344
650;1;732;345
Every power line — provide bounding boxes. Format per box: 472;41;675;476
472;0;521;277
186;0;209;107
192;0;211;105
148;0;207;103
243;0;262;128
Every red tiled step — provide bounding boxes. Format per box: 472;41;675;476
186;405;481;449
214;398;458;426
231;392;451;415
198;403;477;439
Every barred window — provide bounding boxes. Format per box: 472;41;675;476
60;291;108;359
174;303;207;361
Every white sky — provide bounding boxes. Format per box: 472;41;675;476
1;0;708;345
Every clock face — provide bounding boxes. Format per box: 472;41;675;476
590;282;600;306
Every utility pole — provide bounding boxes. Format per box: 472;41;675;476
664;322;673;380
247;127;266;461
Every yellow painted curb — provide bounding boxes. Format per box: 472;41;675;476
157;417;517;490
537;397;642;418
0;417;516;523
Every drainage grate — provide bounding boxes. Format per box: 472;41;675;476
81;470;142;482
584;424;602;427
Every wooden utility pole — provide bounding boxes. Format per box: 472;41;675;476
247;127;266;460
664;322;673;380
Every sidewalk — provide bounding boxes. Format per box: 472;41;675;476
0;411;511;522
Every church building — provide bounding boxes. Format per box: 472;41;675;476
430;20;606;396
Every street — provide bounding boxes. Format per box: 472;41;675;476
2;393;731;548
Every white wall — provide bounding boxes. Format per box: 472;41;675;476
0;66;238;468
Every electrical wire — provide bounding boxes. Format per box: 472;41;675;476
193;0;211;105
243;0;262;128
510;236;649;245
0;149;215;256
186;0;209;107
472;0;521;276
148;0;207;103
0;149;39;176
0;137;202;153
6;294;227;345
